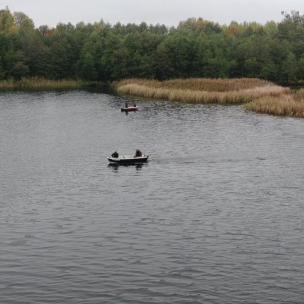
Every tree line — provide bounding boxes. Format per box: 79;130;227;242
0;8;304;83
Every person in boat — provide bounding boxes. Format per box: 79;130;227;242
111;151;119;158
125;102;128;108
133;103;136;107
135;149;142;157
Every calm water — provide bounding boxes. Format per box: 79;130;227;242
0;91;303;304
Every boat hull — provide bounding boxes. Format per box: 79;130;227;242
121;107;138;112
107;155;149;165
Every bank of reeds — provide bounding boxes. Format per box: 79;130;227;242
115;78;304;118
116;78;271;92
294;89;304;101
0;78;87;91
245;94;304;118
115;78;288;105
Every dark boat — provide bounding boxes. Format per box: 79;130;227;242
121;106;138;112
107;155;149;165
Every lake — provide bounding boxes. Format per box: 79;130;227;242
0;91;303;304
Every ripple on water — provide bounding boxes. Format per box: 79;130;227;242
0;92;304;303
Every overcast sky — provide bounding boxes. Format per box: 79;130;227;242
1;0;304;27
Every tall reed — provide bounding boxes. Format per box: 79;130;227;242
115;79;288;105
245;94;304;118
0;78;87;91
116;78;271;92
115;78;304;118
294;89;304;101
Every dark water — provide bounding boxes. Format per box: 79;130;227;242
0;91;303;304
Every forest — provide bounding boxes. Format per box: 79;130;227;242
0;8;304;84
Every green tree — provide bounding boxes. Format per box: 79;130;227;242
14;12;34;32
0;8;15;33
281;52;297;82
79;52;97;80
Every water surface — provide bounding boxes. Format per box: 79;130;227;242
0;91;303;303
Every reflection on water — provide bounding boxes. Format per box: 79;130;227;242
0;91;304;304
108;163;147;171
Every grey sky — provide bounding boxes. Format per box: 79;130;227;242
2;0;304;27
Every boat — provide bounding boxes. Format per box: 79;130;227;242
121;106;138;112
107;155;149;165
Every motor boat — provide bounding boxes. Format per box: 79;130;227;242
107;154;149;165
121;106;138;112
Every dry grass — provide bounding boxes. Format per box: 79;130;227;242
0;78;87;91
294;89;304;102
115;78;288;105
245;94;304;118
115;78;304;118
116;78;271;92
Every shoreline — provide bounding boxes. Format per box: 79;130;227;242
1;78;303;118
0;78;103;92
114;78;304;118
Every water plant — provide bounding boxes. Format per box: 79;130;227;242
245;94;304;118
115;78;304;118
0;78;87;91
114;78;289;105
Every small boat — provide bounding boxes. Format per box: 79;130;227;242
107;155;149;165
121;106;138;112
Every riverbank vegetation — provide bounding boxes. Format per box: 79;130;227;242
0;78;87;90
245;91;304;118
1;8;304;84
1;8;304;117
115;78;289;105
115;78;304;118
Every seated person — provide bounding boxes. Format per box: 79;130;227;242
135;149;142;157
111;151;119;158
